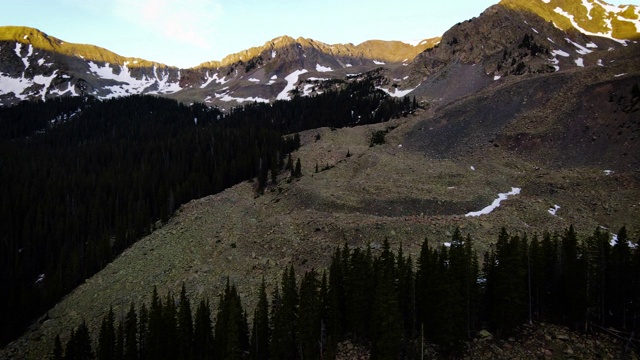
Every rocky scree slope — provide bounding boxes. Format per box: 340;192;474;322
407;0;638;106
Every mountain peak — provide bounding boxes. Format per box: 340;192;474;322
0;26;166;68
500;0;640;41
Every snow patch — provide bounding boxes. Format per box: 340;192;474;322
465;187;522;217
33;70;58;101
87;62;182;98
604;170;614;175
376;85;417;98
214;91;269;104
582;0;594;20
35;274;45;284
303;84;315;96
15;43;30;70
551;49;570;57
542;0;550;3
373;60;385;65
548;205;561;216
0;74;31;100
614;73;627;77
272;50;276;58
565;38;592;55
200;72;229;88
276;69;308;100
575;58;585;67
597;59;604;67
248;78;260;83
609;232;638;249
316;64;333;72
494;75;501;81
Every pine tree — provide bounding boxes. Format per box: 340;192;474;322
147;287;163;360
250;278;270;360
52;334;63;360
62;321;94;360
215;280;249;360
163;292;178;359
124;302;138;360
415;237;439;341
138;303;149;360
488;230;528;336
370;261;401;360
177;284;193;360
345;246;373;340
270;266;298;360
114;320;124;360
98;307;116;360
609;226;631;329
297;270;322;360
584;227;610;326
294;158;302;178
560;225;587;329
285;154;293;172
193;298;214;360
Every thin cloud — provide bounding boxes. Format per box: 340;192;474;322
113;0;222;50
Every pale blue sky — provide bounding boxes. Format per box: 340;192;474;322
1;0;636;68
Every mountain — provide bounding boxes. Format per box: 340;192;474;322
0;26;438;107
0;26;182;103
1;0;638;108
1;0;639;358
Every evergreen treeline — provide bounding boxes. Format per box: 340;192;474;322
0;83;416;346
52;226;639;359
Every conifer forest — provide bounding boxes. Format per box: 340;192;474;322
54;226;640;359
0;80;417;347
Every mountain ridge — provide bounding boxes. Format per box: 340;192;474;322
1;0;639;107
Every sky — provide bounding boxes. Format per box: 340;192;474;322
1;0;637;68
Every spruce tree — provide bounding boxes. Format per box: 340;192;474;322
215;280;249;360
560;225;587;329
294;158;302;178
163;292;178;359
138;303;149;360
177;284;193;360
98;307;116;360
370;263;401;360
250;278;270;360
114;320;124;360
193;298;214;360
52;334;63;360
124;303;138;360
609;226;631;329
270;266;298;359
147;287;163;360
62;322;94;360
297;270;322;360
